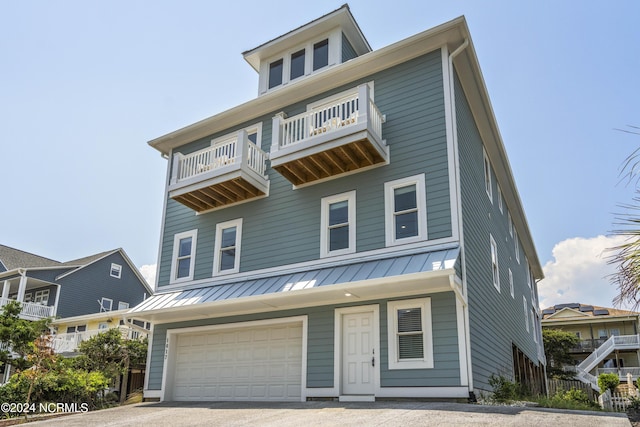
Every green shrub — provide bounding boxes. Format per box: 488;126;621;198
536;388;599;411
488;374;521;402
598;373;620;393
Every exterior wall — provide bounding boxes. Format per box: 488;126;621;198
146;291;459;391
455;71;542;392
341;32;358;62
157;50;451;288
546;320;638;341
56;252;148;318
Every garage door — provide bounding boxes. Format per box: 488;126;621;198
172;322;303;401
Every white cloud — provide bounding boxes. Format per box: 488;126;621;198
538;235;629;310
139;264;157;289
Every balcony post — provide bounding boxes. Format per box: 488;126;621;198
1;280;9;300
357;84;370;125
271;112;286;154
170;152;182;185
17;273;27;303
237;129;248;168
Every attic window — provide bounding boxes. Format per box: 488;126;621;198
290;49;305;80
110;263;122;279
313;39;329;70
269;59;283;89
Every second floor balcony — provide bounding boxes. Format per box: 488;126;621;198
0;297;54;321
51;326;146;354
271;83;388;186
168;129;270;213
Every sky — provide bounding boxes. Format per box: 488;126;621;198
1;1;638;309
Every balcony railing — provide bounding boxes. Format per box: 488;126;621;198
168;129;269;212
51;326;144;354
0;297;54;320
270;83;388;186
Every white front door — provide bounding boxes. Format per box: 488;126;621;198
342;311;375;395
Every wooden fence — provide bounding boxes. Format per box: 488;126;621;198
599;389;639;412
548;379;597;402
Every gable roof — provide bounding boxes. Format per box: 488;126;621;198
0;244;61;270
542;303;639;320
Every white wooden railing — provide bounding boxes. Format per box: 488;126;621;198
171;130;268;184
51;326;143;353
272;83;385;153
0;297;54;320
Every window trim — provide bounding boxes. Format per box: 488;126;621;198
211;122;263;149
384;174;428;247
508;268;514;298
387;298;434;370
490;235;500;292
483;148;493;202
170;229;198;284
514;230;520;264
34;289;49;305
320;191;356;258
110;263;122;279
118;301;129;310
101;297;113;312
523;296;529;332
213;218;243;276
268;58;283;89
508;211;513;237
497;186;503;213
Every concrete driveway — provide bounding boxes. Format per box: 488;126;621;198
25;401;630;427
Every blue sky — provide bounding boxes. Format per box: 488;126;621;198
1;1;638;308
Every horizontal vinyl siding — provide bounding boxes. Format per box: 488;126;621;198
157;50;451;288
146;291;459;391
456;71;540;392
341;32;358;62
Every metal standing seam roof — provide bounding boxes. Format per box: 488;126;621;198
131;247;460;313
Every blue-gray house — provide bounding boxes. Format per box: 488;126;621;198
0;245;152;320
130;5;545;402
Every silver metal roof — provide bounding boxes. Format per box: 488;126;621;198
132;247;459;314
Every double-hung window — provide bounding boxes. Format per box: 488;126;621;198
384;174;427;246
268;59;283;89
213;218;242;275
490;235;500;292
313;39;329;70
387;298;433;369
320;191;355;257
110;263;122;278
170;230;197;284
290;49;305;80
483;148;492;202
509;268;514;298
34;289;49;305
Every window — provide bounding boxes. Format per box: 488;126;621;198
526;260;531;289
313;39;328;70
509;268;514;298
490;235;500;292
268;59;283;89
34;289;49;305
118;301;129;310
24;292;32;303
384;174;427;246
514;230;520;263
110;263;122;278
508;211;513;237
531;310;536;339
387;298;433;369
170;230;197;283
290;49;305;80
98;322;109;330
483;148;492;201
523;296;529;332
320;191;356;257
66;325;86;334
497;186;503;213
100;297;113;312
213;218;243;275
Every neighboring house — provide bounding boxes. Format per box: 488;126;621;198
129;5;545;402
541;303;640;391
0;245;152;320
50;308;151;356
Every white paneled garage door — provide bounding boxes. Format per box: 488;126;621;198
172;322;303;401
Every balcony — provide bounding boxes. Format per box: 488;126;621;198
168;129;269;212
270;84;388;186
51;326;144;354
0;297;54;321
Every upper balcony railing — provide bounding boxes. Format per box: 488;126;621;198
270;83;388;186
0;297;54;320
51;326;144;354
168;129;270;212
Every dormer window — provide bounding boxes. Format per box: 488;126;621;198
269;59;283;89
290;49;305;80
313;39;329;70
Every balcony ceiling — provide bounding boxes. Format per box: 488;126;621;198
273;138;386;186
172;177;266;213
